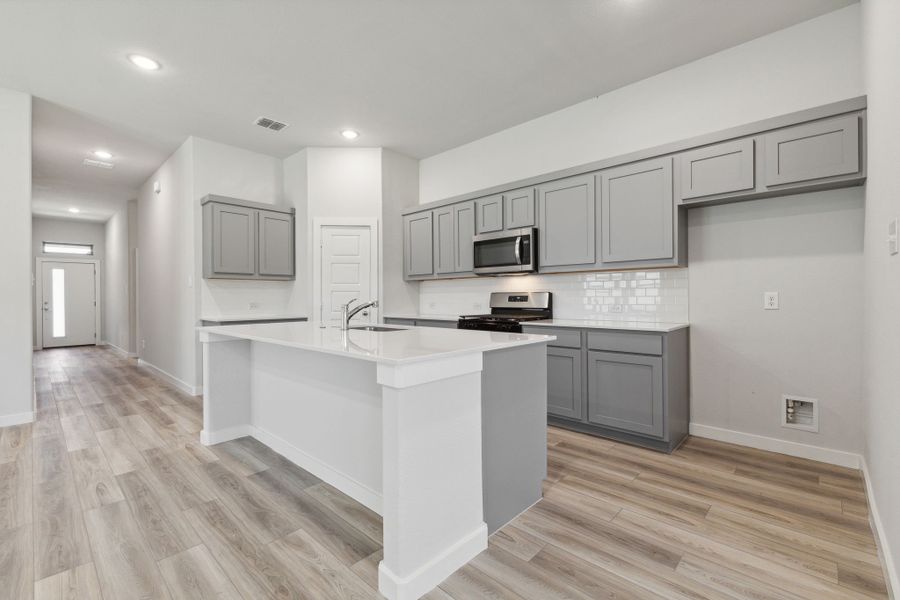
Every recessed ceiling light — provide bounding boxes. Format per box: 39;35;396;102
93;150;113;160
68;207;80;214
128;54;161;71
341;129;360;140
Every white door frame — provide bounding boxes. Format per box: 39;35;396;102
35;257;102;351
312;218;380;326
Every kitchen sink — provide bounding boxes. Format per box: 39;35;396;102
349;326;407;332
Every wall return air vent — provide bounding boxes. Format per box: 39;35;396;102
254;116;289;132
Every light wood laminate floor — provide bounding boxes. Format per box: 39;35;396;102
2;346;888;599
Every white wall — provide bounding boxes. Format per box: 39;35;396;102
861;0;900;591
688;190;864;456
137;138;197;389
104;205;131;353
193;138;288;319
419;5;862;203
0;87;32;425
415;6;866;459
32;216;106;347
382;149;420;316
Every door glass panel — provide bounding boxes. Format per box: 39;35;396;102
474;238;518;268
51;268;66;338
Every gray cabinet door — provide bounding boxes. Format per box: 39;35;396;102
765;114;860;186
547;346;583;421
212;204;256;275
537;175;596;267
416;319;458;329
453;201;475;273
679;138;755;201
257;210;294;277
504;187;535;229
403;212;434;278
476;195;504;234
433;206;455;274
587;351;663;438
384;318;416;327
600;157;673;264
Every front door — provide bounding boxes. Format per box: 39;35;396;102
320;225;374;326
41;261;97;348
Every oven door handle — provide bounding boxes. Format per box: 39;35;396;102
514;236;522;264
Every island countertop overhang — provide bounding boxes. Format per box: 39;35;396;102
198;321;555;366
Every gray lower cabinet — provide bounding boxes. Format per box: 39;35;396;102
523;324;689;453
547;346;583;420
678;138;755;201
587;351;663;438
258;210;295;277
504;187;535;229
403;212;434;279
599;157;674;264
453;201;476;272
476;195;504;234
202;195;295;280
765;114;861;187
383;317;457;329
537;174;596;269
433;206;455;274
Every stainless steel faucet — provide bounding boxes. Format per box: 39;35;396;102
340;298;379;330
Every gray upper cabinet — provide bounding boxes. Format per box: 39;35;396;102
547;346;583;421
212;204;255;276
679;138;755;201
537;175;596;268
504;188;535;229
404;212;434;279
476;195;504;234
258;210;295;277
587;350;664;438
433;206;455;274
202;196;295;280
600;157;674;264
765;114;860;187
453;201;476;273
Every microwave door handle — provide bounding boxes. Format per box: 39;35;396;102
514;236;522;264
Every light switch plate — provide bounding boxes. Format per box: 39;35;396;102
888;218;898;255
764;292;779;310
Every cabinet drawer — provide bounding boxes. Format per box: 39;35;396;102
679;138;755;201
416;319;457;329
764;114;860;186
522;326;582;349
587;331;662;355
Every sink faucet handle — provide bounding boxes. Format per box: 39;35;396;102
342;298;358;310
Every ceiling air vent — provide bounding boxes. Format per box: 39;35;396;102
255;116;289;132
82;158;115;169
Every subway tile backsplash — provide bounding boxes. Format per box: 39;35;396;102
419;269;689;323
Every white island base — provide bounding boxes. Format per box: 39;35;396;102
199;323;551;600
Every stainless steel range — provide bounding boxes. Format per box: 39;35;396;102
457;291;552;333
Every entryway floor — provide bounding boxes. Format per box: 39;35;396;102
0;346;888;599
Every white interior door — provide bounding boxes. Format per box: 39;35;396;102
41;261;97;348
320;225;374;325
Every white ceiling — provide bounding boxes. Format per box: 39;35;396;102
1;0;855;220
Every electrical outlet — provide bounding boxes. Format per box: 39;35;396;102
764;292;779;310
888;218;898;255
611;304;624;313
248;302;260;310
141;339;146;350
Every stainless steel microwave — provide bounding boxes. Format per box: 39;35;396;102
473;227;537;275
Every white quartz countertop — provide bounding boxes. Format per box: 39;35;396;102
384;314;688;333
521;319;689;333
199;321;555;365
383;313;459;321
200;314;308;323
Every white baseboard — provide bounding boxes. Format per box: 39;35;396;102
689;423;861;469
137;359;202;396
200;425;251;445
0;411;35;427
102;342;137;359
860;455;899;599
251;426;383;515
378;522;487;600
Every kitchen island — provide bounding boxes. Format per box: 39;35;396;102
198;321;553;600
